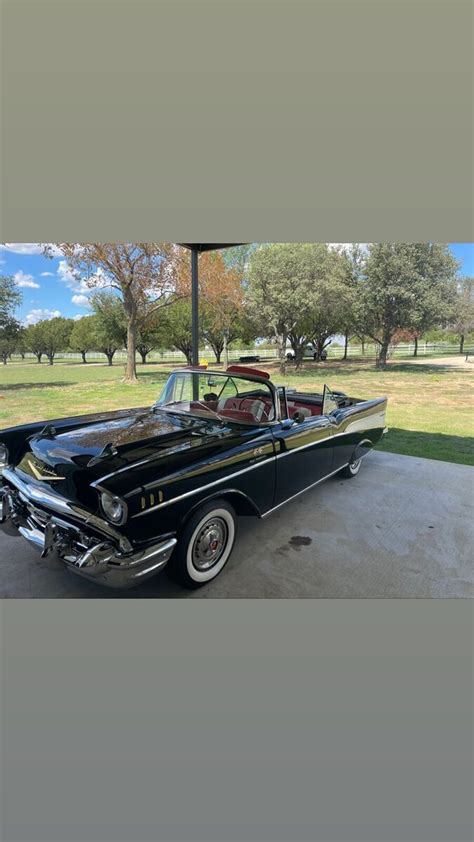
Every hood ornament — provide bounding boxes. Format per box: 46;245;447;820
87;442;119;468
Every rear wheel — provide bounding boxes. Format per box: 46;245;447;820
340;458;362;478
168;499;237;589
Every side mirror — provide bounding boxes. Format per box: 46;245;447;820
293;411;306;424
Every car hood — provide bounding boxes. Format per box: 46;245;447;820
15;408;229;492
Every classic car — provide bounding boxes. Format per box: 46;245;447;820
0;366;388;590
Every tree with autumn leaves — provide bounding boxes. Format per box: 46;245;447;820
45;244;188;383
152;251;246;366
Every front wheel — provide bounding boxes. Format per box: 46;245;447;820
340;458;362;479
168;499;237;589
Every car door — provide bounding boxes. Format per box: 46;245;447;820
272;412;334;507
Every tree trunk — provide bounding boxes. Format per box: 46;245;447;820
459;334;464;353
361;338;365;356
36;352;42;363
214;350;221;364
315;338;325;361
81;351;87;364
343;331;349;360
140;351;147;364
124;297;138;384
294;346;304;369
376;335;391;369
276;333;287;375
2;355;7;365
413;336;418;357
48;354;54;366
20;352;25;360
106;351;114;366
223;333;229;370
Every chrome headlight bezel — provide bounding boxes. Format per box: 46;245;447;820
99;490;128;525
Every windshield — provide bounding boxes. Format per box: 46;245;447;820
155;371;276;425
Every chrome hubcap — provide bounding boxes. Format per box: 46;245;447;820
192;517;228;570
350;459;361;470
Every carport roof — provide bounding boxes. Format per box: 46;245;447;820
178;243;246;253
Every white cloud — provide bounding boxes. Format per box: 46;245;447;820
14;270;40;289
40;271;54;277
24;308;61;325
72;314;85;321
57;259;82;289
57;259;111;295
0;243;44;255
71;294;91;308
0;243;63;257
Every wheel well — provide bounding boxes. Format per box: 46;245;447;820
185;489;260;523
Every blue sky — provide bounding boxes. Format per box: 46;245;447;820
0;242;473;325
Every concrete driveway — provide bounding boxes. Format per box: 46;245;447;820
0;451;472;598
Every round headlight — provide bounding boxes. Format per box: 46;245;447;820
100;491;127;525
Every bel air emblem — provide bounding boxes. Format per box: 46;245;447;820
27;459;65;482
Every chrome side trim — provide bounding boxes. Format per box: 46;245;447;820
261;464;348;517
130;423;384;519
131;456;275;518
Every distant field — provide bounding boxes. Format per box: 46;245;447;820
1;357;473;465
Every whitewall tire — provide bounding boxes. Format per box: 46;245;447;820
340;458;362;479
169;499;237;589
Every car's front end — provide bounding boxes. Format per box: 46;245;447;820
0;465;176;588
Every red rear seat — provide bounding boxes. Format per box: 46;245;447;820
287;400;322;417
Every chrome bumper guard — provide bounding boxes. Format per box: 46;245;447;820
1;469;176;588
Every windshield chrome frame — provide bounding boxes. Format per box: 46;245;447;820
153;369;281;425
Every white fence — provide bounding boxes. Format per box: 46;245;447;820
10;342;473;364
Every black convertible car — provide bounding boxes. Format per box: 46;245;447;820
0;366;387;589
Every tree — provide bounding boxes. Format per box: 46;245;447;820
338;244;367;360
0;276;22;327
15;326;27;360
449;276;474;353
362;243;459;369
0;317;21;364
160;299;194;364
24;322;47;363
200;252;245;366
136;311;165;364
69;316;98;363
90;292;127;365
247;243;347;371
247;244;317;373
39;317;74;365
46;244;187;384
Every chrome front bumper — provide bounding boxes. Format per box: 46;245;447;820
0;470;176;589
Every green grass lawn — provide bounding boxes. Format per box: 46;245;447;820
1;357;473;465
